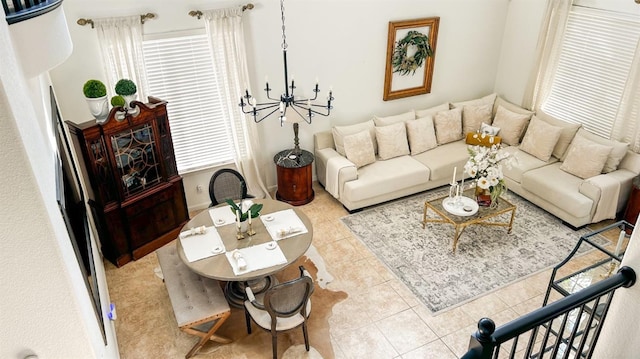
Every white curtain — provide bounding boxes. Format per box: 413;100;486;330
202;7;270;199
612;39;640;152
522;0;573;111
94;16;148;101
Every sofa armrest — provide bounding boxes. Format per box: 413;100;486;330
579;169;637;222
314;130;335;151
618;150;640;175
315;147;357;198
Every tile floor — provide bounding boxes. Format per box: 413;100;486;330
105;182;619;359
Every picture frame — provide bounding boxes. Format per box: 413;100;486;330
383;17;440;101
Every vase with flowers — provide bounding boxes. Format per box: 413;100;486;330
226;199;263;233
464;144;515;208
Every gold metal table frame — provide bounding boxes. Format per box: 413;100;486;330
422;190;516;253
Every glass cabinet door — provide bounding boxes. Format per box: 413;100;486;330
110;124;162;197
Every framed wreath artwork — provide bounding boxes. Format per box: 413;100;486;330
383;17;440;101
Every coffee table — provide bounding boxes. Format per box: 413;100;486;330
422;189;516;253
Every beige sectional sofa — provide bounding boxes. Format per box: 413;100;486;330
313;93;640;228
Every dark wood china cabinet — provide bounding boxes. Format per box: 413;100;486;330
67;97;188;267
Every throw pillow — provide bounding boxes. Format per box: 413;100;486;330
375;122;410;160
451;93;497;109
480;122;500;135
343;130;376;168
373;110;416;127
332;120;377;156
492;96;535;118
462;104;493;134
519;116;563;161
492;105;531;146
570;129;629;173
434;108;463;145
465;132;501;147
560;134;613;179
406;115;438;155
536;111;581;159
415;102;451;118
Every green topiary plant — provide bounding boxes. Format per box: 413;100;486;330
110;95;126;107
114;79;137;96
83;79;107;98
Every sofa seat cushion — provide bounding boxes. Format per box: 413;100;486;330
343;156;429;202
502;147;559;184
521;163;593;218
412;140;469;181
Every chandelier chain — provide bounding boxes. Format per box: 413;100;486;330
280;0;287;50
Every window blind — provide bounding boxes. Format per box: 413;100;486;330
143;33;236;173
542;6;640;139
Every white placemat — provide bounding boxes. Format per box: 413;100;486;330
180;226;226;262
261;209;308;241
208;206;237;227
225;242;287;275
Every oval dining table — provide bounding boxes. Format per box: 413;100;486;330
176;198;313;307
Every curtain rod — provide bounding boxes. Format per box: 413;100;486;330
189;3;254;20
77;13;156;29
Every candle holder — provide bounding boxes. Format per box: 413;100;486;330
247;221;256;236
449;182;459;200
236;225;245;240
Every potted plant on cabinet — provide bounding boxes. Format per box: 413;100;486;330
83;79;109;124
110;95;127;121
114;79;137;109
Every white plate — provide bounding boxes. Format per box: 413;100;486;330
442;196;479;216
263;215;274;222
211;246;224;254
265;242;277;250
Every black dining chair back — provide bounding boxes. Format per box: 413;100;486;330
208;168;252;207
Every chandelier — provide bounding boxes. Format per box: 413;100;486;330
239;0;334;154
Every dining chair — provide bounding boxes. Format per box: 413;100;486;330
243;266;315;359
208;168;254;207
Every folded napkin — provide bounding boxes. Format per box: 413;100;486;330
225;242;287;275
179;225;207;239
180;226;226;262
261;209;308;241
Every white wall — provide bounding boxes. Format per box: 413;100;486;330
51;0;511;210
0;10;118;359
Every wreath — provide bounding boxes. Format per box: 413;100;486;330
392;30;432;76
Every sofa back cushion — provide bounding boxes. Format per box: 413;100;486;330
519;116;563;161
569;129;629;173
492;96;534;118
451;93;497;109
406;115;438;155
343;130;376;168
375;122;410;160
434;108;463;145
373;110;416;127
332;119;377;156
492;105;531;146
535;110;581;159
415;102;450;118
560;134;613;179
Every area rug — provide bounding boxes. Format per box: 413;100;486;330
341;188;605;314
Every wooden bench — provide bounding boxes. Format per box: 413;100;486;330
156;245;232;358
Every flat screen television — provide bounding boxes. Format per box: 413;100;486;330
51;86;106;344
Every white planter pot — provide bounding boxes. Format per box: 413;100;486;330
122;94;137;109
85;96;109;124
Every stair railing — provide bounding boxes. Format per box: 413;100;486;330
461;266;636;359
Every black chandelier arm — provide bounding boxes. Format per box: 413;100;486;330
288;104;313;124
291;102;332;118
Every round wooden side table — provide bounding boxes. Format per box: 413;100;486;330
274;149;315;206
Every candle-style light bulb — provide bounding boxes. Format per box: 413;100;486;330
279;102;285;113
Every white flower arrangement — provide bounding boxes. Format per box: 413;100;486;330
464;144;515;202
